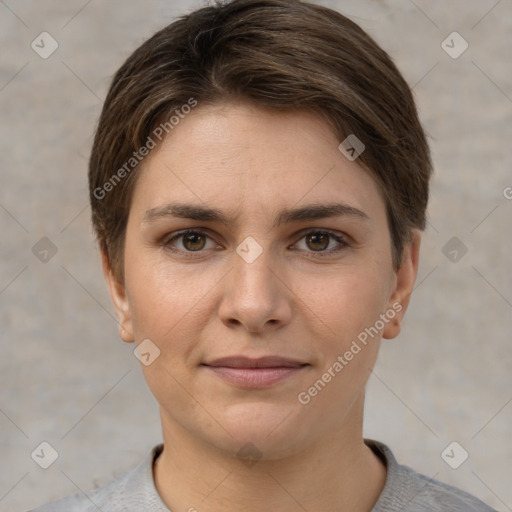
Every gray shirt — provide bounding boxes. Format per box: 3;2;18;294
28;439;497;511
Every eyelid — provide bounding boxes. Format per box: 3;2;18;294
161;228;220;252
291;228;349;257
161;227;350;257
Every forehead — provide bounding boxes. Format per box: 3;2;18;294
128;102;386;226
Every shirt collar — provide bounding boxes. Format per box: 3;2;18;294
128;439;400;511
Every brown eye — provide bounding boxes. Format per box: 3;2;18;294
182;232;206;251
163;229;215;255
305;232;330;251
293;230;348;258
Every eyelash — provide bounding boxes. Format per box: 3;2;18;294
160;229;349;259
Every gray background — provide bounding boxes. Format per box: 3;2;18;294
1;0;511;510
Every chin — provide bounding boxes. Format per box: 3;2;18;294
216;402;307;452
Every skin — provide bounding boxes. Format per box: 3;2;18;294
102;101;421;511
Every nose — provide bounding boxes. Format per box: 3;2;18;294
217;240;292;334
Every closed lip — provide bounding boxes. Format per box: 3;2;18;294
202;356;308;368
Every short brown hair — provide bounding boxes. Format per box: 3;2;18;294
89;0;432;284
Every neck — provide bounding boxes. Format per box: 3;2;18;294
153;397;386;512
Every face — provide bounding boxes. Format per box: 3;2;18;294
104;101;419;460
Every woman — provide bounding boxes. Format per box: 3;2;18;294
30;0;497;510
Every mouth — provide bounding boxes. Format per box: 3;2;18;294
201;356;309;388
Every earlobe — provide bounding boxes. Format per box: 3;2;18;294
382;230;421;340
101;250;134;343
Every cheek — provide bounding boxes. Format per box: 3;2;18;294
124;250;223;353
299;264;392;341
294;270;390;414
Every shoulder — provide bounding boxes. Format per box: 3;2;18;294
27;444;168;512
27;472;127;512
367;439;498;512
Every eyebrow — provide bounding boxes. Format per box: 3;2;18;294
142;201;370;228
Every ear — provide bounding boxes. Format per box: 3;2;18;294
382;230;421;340
101;250;134;343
